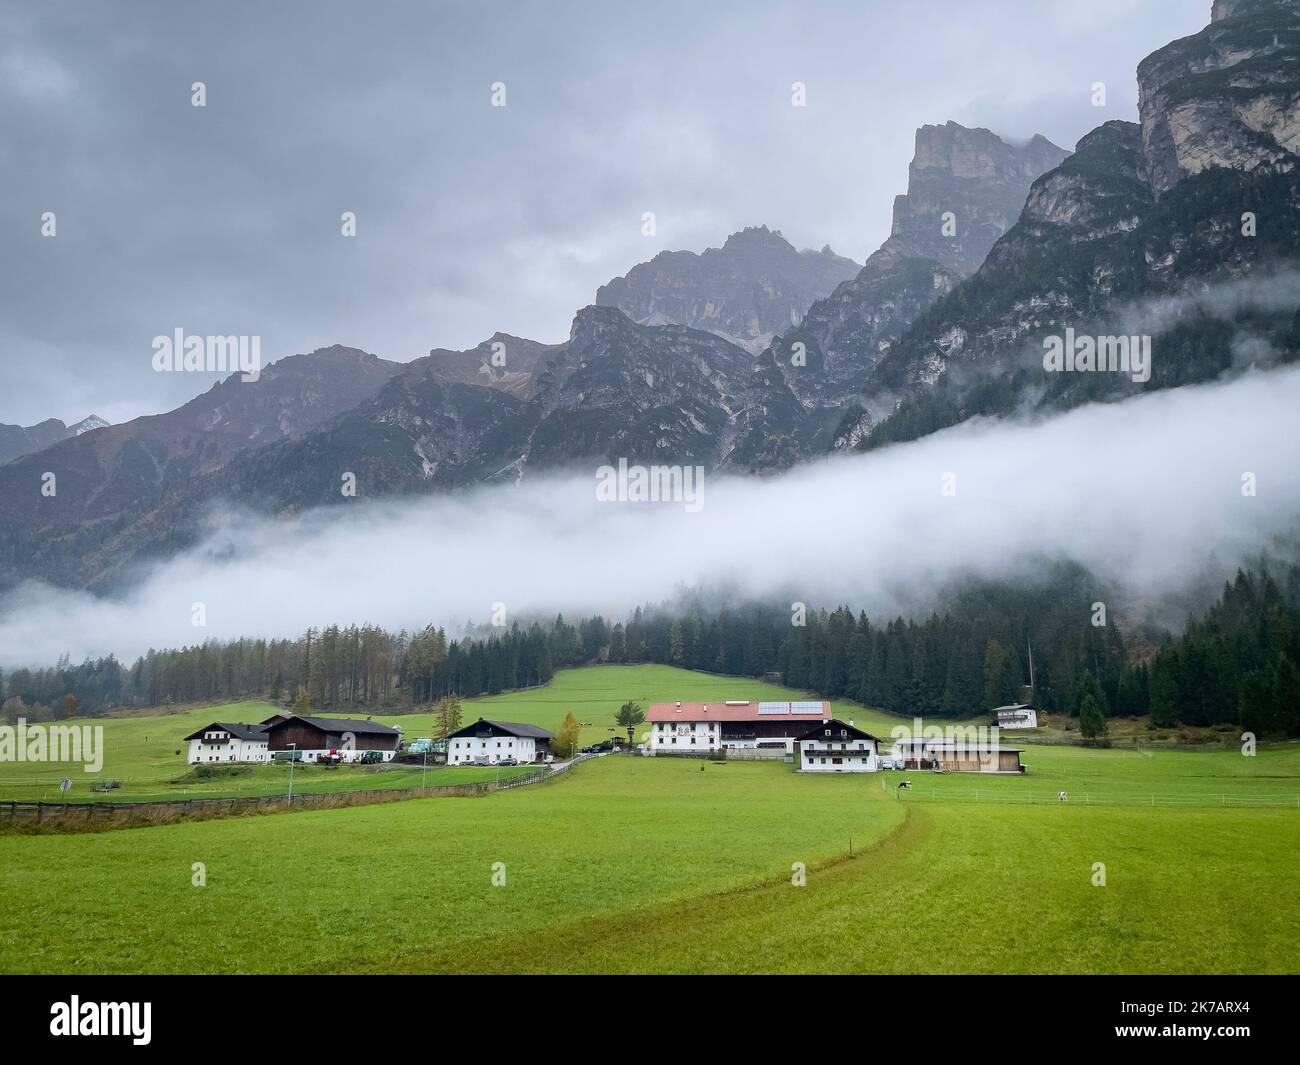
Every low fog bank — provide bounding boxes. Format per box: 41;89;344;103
3;365;1300;667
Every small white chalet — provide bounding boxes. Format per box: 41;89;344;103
992;703;1039;730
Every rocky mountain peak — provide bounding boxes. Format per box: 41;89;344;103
720;224;791;252
71;414;109;435
910;122;1067;184
594;227;860;353
875;122;1070;276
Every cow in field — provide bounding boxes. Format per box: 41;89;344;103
1058;790;1068;803
897;780;912;791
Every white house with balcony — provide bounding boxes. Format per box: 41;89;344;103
796;719;882;772
184;722;271;764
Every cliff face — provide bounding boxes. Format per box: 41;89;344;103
720;123;1067;469
858;0;1300;451
877;122;1072;275
1138;0;1300;194
768;124;1067;402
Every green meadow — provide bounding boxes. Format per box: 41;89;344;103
0;665;1297;974
1;754;1296;974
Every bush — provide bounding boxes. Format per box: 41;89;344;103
170;764;255;784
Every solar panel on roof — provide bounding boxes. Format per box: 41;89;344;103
757;702;791;715
790;701;824;714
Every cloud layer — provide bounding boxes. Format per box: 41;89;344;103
3;363;1298;667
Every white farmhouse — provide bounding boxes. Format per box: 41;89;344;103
796;719;881;773
184;722;270;764
445;718;554;765
646;700;832;755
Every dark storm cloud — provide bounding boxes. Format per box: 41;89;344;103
1;0;1206;425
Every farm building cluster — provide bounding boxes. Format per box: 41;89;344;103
184;714;554;766
184;697;1035;776
646;700;1027;774
185;715;403;765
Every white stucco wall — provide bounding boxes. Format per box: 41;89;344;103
188;732;270;764
649;720;719;752
799;736;878;773
447;735;538;764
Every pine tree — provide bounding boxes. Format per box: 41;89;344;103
1079;690;1107;739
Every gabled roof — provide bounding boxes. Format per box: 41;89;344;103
796;719;882;743
447;717;554;740
183;721;268;742
992;704;1037;713
263;714;401;737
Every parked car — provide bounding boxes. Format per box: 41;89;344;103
472;757;491;767
498;757;518;767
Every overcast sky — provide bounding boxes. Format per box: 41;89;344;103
2;0;1206;426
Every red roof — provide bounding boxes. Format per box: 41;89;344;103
646;700;831;722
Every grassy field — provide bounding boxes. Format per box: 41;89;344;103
0;757;906;973
1;739;1297;973
891;741;1300;808
2;664;1296;974
0;664;968;802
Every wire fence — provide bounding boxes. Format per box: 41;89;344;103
0;753;597;833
